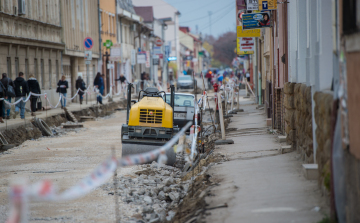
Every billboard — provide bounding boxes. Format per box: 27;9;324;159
242;11;271;29
237;26;261;37
246;0;258;10
258;0;277;10
236;38;254;55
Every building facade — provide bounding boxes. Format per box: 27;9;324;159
0;0;63;104
100;0;117;94
60;0;100;102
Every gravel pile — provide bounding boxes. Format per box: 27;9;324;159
50;121;85;137
102;162;191;223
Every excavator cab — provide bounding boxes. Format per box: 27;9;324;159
121;83;178;165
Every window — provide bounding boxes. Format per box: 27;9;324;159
56;60;59;82
113;16;115;34
108;15;111;33
25;59;29;79
343;0;358;34
15;57;19;77
93;64;96;83
165;94;194;107
49;59;52;89
34;58;38;80
7;57;11;78
40;59;44;88
100;11;102;32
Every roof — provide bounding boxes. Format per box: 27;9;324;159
134;6;154;23
180;26;190;33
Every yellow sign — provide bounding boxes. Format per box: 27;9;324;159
237;26;261;38
258;0;277;10
236;38;254;55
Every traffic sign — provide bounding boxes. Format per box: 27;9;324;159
85;60;91;65
85;51;92;60
155;38;163;47
84;37;93;50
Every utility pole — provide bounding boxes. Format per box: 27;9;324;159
208;11;212;36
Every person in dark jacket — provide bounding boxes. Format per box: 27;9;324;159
75;75;86;104
93;72;104;105
13;72;29;119
57;75;69;108
27;74;41;116
1;73;14;119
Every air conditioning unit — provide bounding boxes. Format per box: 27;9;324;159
18;0;26;15
130;24;136;32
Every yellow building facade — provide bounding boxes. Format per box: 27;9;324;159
99;0;117;93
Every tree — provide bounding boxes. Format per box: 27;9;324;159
212;32;237;66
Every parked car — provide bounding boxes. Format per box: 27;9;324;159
177;75;194;90
164;93;201;129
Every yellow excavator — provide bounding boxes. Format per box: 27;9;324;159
121;84;178;165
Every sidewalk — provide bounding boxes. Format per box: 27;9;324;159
0;95;124;131
204;96;329;222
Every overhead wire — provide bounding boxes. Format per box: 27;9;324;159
179;1;234;24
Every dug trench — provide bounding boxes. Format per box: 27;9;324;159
0;99;126;152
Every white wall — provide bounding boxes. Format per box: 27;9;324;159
288;0;298;83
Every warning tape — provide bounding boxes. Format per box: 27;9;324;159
6;121;192;222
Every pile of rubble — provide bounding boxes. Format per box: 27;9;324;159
102;162;192;222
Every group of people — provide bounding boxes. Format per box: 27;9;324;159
0;71;128;123
0;72;42;123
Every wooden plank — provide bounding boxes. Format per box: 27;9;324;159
217;93;226;140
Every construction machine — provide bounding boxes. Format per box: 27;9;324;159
121;83;179;165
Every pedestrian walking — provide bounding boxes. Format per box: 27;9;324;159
75;75;86;104
57;75;69;109
205;70;212;90
13;72;29;119
93;72;104;105
140;72;146;90
1;73;14;119
246;69;250;82
27;74;41;116
0;79;7;123
115;74;127;92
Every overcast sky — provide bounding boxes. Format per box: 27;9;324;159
163;0;236;37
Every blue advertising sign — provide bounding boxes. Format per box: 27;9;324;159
167;57;177;61
165;45;170;58
242;11;271;30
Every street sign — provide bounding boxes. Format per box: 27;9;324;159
110;43;121;61
242;11;271;29
103;40;113;49
85;60;91;65
137;54;146;64
246;0;258;10
237;26;261;37
107;63;114;69
84;50;92;60
84;37;93;50
153;55;160;65
145;51;150;68
258;0;277;10
131;49;136;65
155;38;163;47
165;45;170;58
153;46;161;55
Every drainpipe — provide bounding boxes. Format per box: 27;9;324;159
98;0;102;73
